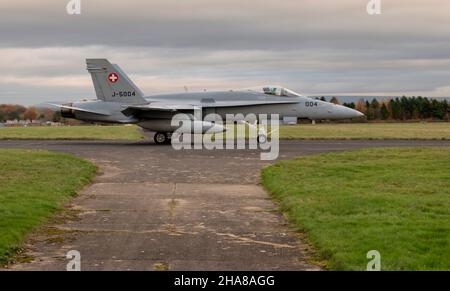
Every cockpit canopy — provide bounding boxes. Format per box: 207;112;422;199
244;85;302;97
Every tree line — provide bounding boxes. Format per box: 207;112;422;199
1;97;449;123
318;96;449;120
0;104;61;122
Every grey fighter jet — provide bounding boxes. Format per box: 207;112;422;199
50;59;364;144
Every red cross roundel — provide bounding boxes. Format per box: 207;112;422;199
108;73;119;83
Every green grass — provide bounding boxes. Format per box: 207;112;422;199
211;122;450;141
261;147;450;270
279;122;450;140
0;125;144;140
0;149;96;264
0;122;448;140
210;122;450;141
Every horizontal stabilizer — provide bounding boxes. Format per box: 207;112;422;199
47;103;111;116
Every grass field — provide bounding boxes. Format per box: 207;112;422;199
0;125;144;140
0;149;96;264
0;123;449;140
261;147;450;270
279;122;450;140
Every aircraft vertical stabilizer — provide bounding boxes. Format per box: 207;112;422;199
86;59;147;104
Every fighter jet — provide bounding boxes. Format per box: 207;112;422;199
50;59;364;144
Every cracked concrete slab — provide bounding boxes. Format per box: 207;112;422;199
8;181;314;270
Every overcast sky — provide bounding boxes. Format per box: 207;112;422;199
1;0;450;105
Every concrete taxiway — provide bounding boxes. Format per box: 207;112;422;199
1;139;449;270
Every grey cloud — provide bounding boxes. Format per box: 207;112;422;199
1;0;449;52
0;0;450;104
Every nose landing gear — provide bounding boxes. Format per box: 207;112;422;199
257;127;268;144
257;133;267;144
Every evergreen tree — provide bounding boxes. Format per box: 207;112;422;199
370;99;380;119
380;103;389;120
422;98;431;118
390;98;401;120
430;99;448;120
365;100;374;120
330;97;340;104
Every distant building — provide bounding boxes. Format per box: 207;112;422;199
45;121;63;126
4;119;52;127
5;119;27;126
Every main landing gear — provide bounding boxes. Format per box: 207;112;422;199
153;132;172;145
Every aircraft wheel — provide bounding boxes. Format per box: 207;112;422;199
154;132;169;145
257;134;267;144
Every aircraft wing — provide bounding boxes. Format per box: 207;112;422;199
47;103;111;116
122;99;299;116
202;100;300;107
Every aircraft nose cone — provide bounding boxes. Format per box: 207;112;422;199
336;104;365;119
351;108;365;118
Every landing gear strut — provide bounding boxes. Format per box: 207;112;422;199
154;132;172;145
